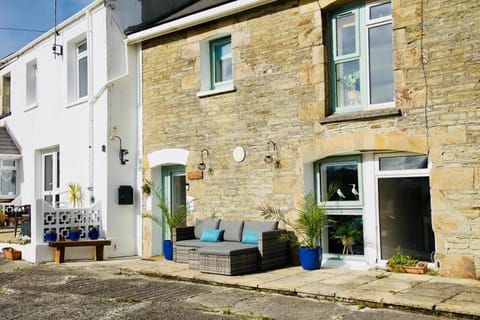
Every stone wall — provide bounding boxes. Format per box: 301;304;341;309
141;0;480;277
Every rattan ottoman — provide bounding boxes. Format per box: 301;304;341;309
198;247;258;276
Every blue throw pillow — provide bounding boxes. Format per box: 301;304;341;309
200;228;223;242
241;229;258;244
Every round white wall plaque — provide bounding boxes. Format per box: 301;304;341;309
233;146;246;162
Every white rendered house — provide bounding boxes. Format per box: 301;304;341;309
0;0;142;262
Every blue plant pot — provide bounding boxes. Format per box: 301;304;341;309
88;229;99;240
45;232;57;242
298;246;322;270
163;240;173;260
69;230;81;241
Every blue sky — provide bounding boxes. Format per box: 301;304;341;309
0;0;94;59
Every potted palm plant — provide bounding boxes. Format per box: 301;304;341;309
143;188;186;260
342;70;360;105
260;192;329;270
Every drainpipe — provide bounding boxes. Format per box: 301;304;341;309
87;4;130;205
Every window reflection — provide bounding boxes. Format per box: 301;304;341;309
327;215;364;255
321;160;359;202
379;155;428;171
336;13;356;56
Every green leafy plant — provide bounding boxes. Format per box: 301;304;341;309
66;182;84;207
141;179;152;196
342;70;359;91
143;187;186;240
387;247;418;272
45;228;56;234
259;192;329;249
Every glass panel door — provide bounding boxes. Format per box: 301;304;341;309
42;151;60;207
378;176;434;261
162;165;186;240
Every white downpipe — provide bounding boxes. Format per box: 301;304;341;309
87;6;130;204
126;0;277;45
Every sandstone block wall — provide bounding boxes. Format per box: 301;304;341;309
141;0;480;278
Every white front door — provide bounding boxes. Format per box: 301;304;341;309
42;151;60;207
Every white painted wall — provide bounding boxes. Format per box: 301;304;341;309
0;0;141;262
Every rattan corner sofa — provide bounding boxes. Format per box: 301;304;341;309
173;219;288;275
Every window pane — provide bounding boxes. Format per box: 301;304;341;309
378;177;434;261
0;170;15;196
78;56;88;98
369;2;391;20
336;60;360;108
379;155;428;171
214;41;232;83
2;159;15;167
44;155;53;191
77;42;87;53
368;23;393;104
327;215;364;255
336;13;356;56
322;161;359;201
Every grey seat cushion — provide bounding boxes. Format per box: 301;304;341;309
219;220;244;242
194;219;220;239
243;220;278;232
198;242;258;256
176;239;221;248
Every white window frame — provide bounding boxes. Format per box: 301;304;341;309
1;73;11;115
197;34;235;98
0;158;17;199
76;40;88;99
26;59;38;109
315;152;431;267
330;0;394;113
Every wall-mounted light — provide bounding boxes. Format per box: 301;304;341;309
198;148;209;171
264;140;281;168
112;135;129;165
264;141;276;163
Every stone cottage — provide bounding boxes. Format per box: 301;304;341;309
126;0;480;279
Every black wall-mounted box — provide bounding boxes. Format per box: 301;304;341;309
118;185;133;205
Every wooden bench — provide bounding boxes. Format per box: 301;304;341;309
48;239;111;263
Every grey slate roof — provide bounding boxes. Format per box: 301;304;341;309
0;127;20;156
125;0;235;35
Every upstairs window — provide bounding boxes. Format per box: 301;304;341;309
210;37;232;89
1;73;10;116
330;1;393;113
76;41;88;98
198;34;234;97
26;59;38;107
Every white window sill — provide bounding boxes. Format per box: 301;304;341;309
196;85;236;98
66;97;88;108
24;103;38;112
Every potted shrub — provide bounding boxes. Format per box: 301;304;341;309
45;228;58;242
260;192;329;270
387;247;428;274
69;226;81;241
332;221;361;255
143;189;186;260
88;226;99;240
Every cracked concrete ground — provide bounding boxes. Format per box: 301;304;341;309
0;257;466;320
